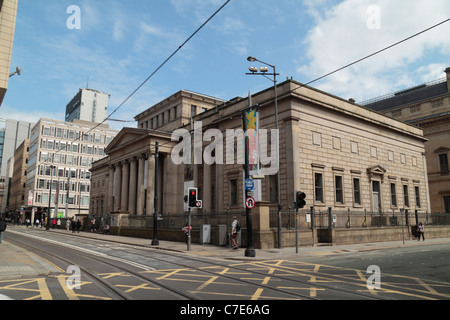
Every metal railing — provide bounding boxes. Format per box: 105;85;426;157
87;208;450;232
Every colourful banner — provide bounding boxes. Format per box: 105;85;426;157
244;109;259;172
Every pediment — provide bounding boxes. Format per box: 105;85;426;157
105;128;150;154
367;165;386;175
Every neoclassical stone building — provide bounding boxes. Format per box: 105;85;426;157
363;68;450;213
90;81;430;241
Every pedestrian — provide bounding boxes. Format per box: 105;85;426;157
66;219;71;232
417;222;425;241
102;224;110;234
71;218;76;233
76;218;81;233
182;223;192;244
90;218;96;232
35;218;40;228
231;216;240;249
0;217;6;244
52;218;57;229
26;218;30;227
57;219;61;229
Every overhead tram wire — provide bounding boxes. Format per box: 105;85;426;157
35;0;232;169
288;17;450;96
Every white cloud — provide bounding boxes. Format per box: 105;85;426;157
298;0;450;101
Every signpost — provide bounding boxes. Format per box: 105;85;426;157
245;196;256;210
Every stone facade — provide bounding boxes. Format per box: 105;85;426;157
90;90;226;220
91;80;430;232
0;0;18;105
363;68;450;213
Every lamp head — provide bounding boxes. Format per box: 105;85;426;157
247;56;257;62
248;66;258;73
259;67;269;73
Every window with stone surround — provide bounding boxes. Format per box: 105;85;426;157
353;178;361;205
314;172;324;203
335;175;343;204
230;179;237;206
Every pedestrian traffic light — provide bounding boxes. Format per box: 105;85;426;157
296;191;306;209
188;188;198;208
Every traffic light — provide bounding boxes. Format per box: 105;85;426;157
296;191;306;209
188;188;198;208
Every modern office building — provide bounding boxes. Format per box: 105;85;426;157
24;118;118;223
363;67;450;213
0;119;34;210
8;138;29;219
65;88;110;123
0;0;19;106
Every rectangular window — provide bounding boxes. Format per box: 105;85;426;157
403;185;409;207
335;176;343;204
269;175;278;203
415;186;421;208
390;183;397;207
230;179;237;206
444;196;450;213
314;173;324;202
353;178;361;205
439;154;449;176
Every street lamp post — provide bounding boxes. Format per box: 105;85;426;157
246;56;282;248
46;165;56;230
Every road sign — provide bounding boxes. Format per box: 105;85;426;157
245;196;256;209
245;178;254;191
196;200;202;208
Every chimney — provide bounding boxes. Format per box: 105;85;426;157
445;67;450;92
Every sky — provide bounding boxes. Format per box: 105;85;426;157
2;0;450;131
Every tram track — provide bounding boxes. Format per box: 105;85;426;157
5;229;385;300
6;232;197;300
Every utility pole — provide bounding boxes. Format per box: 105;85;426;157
152;141;159;246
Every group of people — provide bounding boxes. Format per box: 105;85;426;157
65;218;82;233
181;215;241;249
20;216;110;235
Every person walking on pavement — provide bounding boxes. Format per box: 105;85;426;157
417;222;425;241
76;218;81;233
231;216;240;250
66;219;71;232
182;223;192;244
0;217;6;244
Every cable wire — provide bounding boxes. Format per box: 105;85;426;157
289;17;450;95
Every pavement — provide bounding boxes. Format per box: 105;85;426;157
2;224;450;281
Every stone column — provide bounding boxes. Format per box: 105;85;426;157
114;163;122;211
121;160;129;212
136;154;146;215
128;157;138;215
108;165;114;214
146;154;155;215
203;164;211;212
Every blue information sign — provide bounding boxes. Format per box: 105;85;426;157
245;178;254;191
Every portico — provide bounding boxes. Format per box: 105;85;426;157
92;128;184;219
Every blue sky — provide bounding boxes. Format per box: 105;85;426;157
2;0;450;130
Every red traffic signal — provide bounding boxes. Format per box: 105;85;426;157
296;191;306;209
188;188;198;208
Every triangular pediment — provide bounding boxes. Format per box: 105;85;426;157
105;127;151;154
367;165;386;175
